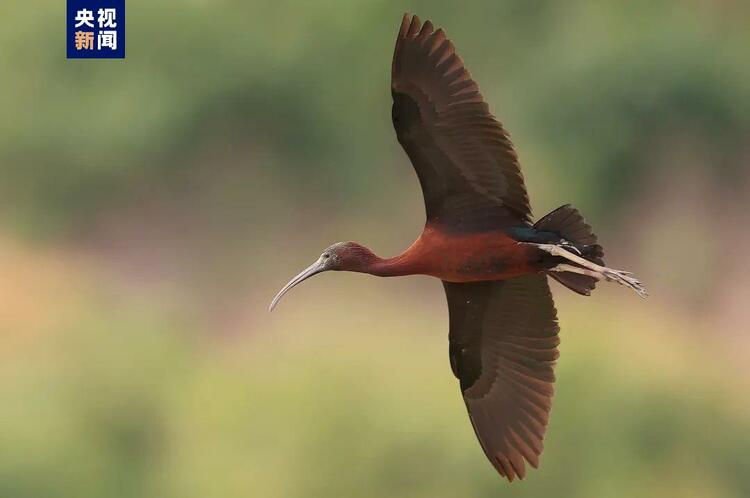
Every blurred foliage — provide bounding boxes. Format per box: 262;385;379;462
2;277;750;498
1;1;750;497
1;0;749;234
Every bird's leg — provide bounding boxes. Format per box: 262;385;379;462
538;244;648;298
549;263;602;280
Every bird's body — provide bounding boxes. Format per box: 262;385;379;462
271;13;646;482
342;224;547;282
414;224;544;281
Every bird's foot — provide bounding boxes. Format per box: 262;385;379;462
541;244;647;298
601;268;648;298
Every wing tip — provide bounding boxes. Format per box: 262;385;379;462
407;14;421;37
399;13;437;40
494;454;526;482
399;13;411;37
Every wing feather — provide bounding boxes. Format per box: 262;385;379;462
443;275;560;481
392;14;532;230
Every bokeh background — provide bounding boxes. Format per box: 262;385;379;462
2;1;750;497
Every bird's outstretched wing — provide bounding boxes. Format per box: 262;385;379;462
391;14;531;230
443;275;560;481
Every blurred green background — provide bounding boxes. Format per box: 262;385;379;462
2;1;750;497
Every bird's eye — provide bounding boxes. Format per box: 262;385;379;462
322;253;330;259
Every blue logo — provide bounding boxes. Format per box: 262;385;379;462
67;0;125;59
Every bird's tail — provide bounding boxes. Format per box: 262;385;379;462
534;204;605;296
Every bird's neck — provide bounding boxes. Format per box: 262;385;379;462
356;239;425;277
364;253;419;277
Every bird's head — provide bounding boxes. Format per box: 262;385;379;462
269;242;376;311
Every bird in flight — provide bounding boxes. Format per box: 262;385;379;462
270;13;646;482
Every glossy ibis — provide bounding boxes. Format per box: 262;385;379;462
270;13;646;482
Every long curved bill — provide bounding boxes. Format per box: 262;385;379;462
269;257;326;311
